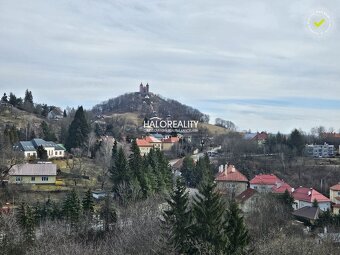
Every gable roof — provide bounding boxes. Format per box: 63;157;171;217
215;165;248;182
136;139;153;147
145;136;162;143
9;163;57;176
249;174;282;185
14;141;36;152
292;187;331;203
292;206;320;220
272;182;293;194
330;183;340;191
163;137;180;143
236;188;258;203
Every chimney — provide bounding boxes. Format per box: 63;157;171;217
224;164;228;175
231;165;236;173
218;165;223;173
308;191;311;196
291;187;295;193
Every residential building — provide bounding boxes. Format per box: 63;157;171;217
145;136;162;150
305;143;334;158
250;174;290;193
330;183;340;214
244;131;268;146
236;188;260;213
271;181;293;194
47;108;63;120
162;136;180;151
292;187;331;211
136;138;154;156
215;164;248;197
292;206;320;225
8;163;57;184
13;138;65;159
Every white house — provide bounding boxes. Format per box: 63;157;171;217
292;187;331;212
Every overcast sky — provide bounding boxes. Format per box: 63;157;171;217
0;0;340;133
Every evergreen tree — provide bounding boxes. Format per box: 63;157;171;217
8;92;17;106
24;89;33;104
63;109;67;118
37;145;48;160
41;104;49;117
100;194;117;232
129;139;144;190
163;178;193;254
40;121;57;141
65;106;90;151
280;189;294;209
288;129;305;156
224;200;249;254
312;198;319;208
17;203;36;244
1;93;8;102
192;181;226;254
110;147;130;189
82;189;94;214
63;189;82;229
181;156;196;187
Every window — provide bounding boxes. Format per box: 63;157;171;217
42;176;49;181
15;177;22;182
31;177;35;181
55;151;57;155
27;153;30;157
59;151;62;155
338;191;340;196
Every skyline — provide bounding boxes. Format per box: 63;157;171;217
1;0;340;133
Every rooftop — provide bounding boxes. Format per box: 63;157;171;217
249;174;282;185
330;183;340;191
9;163;57;176
236;188;258;203
292;206;320;220
292;187;330;203
215;165;248;182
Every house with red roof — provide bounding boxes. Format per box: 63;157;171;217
215;164;248;196
162;136;180;151
250;174;284;193
136;138;154;156
144;136;162;150
236;188;260;213
271;181;293;194
292;187;331;212
330;183;340;214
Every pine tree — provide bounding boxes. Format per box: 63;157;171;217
63;109;67;118
82;189;94;214
110;147;130;189
17;203;36;244
192;181;226;253
63;189;82;229
1;93;8;102
224;200;249;254
129;139;143;179
312;198;319;208
163;178;193;254
24;89;33;104
37;145;48;160
280;189;294;209
65;106;89;151
100;194;117;232
8;92;17;106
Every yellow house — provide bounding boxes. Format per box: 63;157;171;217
330;183;340;214
136;139;154;156
9;163;57;184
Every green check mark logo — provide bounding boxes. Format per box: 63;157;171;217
314;19;325;27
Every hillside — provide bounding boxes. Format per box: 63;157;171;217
92;92;210;123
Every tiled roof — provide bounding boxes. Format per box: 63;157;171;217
254;132;268;141
236;188;257;203
9;163;57;176
292;206;320;220
292;187;330;203
215;165;248;182
136;139;153;147
163;137;180;143
272;182;292;194
249;174;281;185
330;183;340;191
145;136;162;143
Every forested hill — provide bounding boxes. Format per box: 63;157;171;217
92;92;210;123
